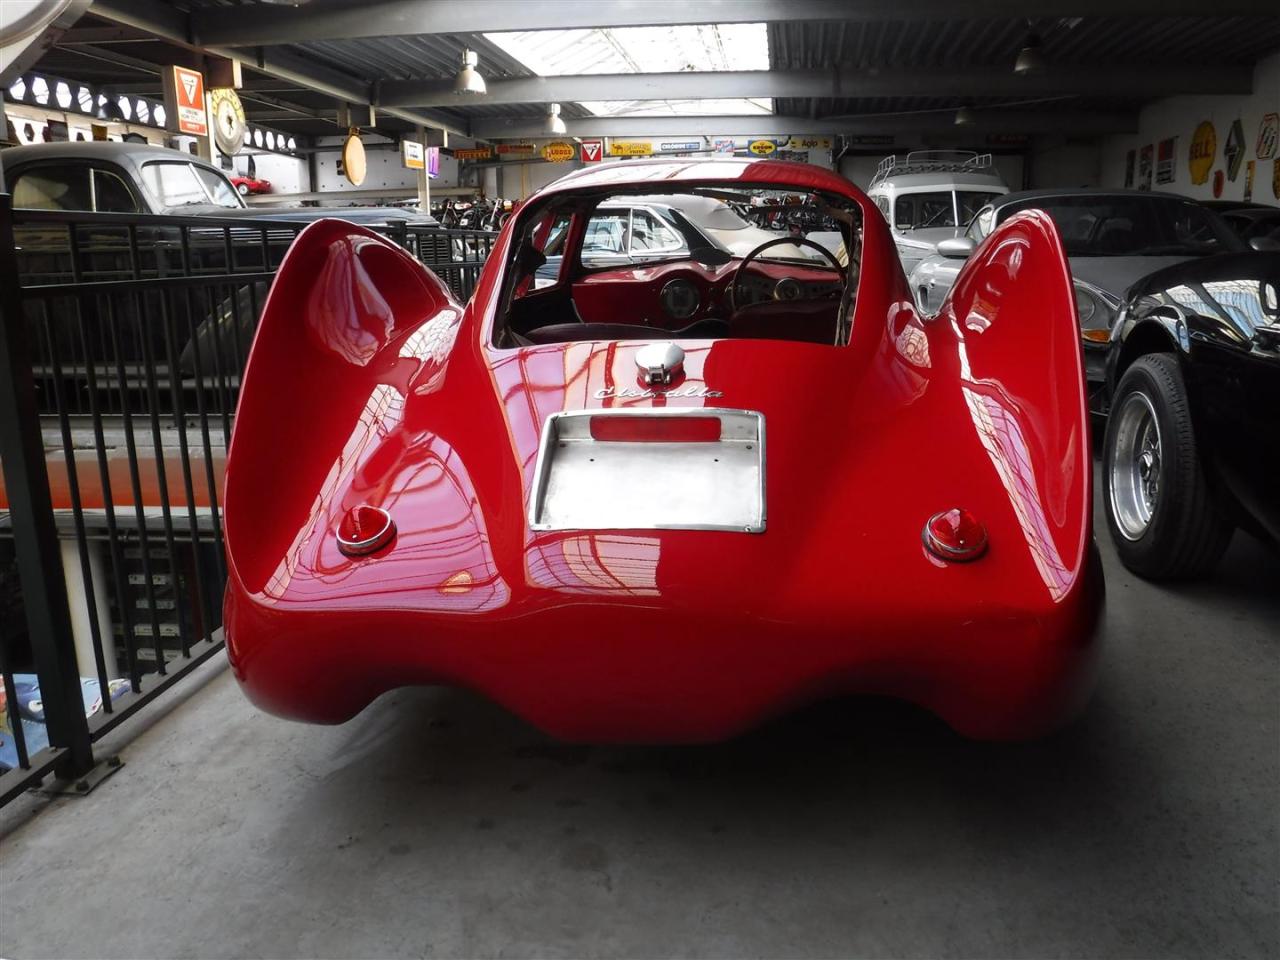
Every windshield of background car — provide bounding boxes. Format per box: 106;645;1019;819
999;195;1242;257
895;192;956;230
957;191;1004;224
141;161;243;209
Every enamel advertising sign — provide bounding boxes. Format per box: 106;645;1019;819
169;65;207;137
1188;121;1216;185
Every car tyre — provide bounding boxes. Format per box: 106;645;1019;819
1102;353;1232;580
237;183;250;196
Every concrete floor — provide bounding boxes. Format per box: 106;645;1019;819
2;484;1277;959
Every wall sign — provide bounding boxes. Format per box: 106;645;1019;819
1274;158;1280;200
786;136;831;150
1188;121;1216;185
1224;118;1246;181
1155;138;1176;185
402;139;425;170
659;141;701;153
542;141;575;162
1256;113;1277;160
1138;144;1153;190
496;142;536;155
580;138;603;162
608;140;652;156
1124;149;1136;189
166;65;207;137
1212;169;1224;198
453;147;493;161
748;139;777;156
713;138;736;154
1244;160;1255;202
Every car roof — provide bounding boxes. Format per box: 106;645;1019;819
535;157;864;203
2;141;220;169
992;187;1198;208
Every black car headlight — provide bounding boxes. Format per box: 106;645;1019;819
1075;281;1118;345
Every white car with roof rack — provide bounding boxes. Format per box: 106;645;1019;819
867;150;1008;274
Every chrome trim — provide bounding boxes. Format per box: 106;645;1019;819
1109;390;1162;541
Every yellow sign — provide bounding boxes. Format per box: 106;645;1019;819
542;141;575;162
748;139;777;156
786;137;831;150
608;140;653;157
1188;121;1217;185
495;142;536;156
342;129;366;187
453;147;493;161
402;139;425;170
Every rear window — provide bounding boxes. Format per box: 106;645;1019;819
1000;196;1242;257
13;165;91;211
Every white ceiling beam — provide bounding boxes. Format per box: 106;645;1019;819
380;65;1251;108
470;111;1138;139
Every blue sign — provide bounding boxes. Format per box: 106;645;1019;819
659;141;702;152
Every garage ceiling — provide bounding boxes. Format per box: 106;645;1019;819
15;0;1280;144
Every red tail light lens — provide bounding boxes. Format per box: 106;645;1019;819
923;508;987;562
337;504;396;557
589;416;721;443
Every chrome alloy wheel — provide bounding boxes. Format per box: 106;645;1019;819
1110;390;1163;541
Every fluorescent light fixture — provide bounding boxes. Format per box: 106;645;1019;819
954;106;975;125
455;48;487;96
1014;32;1046;75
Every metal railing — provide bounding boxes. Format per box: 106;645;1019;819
0;196;497;804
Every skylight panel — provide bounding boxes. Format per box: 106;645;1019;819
577;98;774;117
484;23;770;77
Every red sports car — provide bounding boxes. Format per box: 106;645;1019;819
224;158;1103;742
230;175;271;196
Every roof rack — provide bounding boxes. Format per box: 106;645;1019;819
870;150;995;186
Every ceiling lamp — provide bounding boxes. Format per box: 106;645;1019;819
545;102;567;136
1014;29;1046;75
454;48;487;96
954;106;975;126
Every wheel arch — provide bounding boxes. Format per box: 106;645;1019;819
1113;320;1179;384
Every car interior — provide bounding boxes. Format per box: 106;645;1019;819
494;185;862;349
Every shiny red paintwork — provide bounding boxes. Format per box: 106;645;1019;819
223;158;1102;742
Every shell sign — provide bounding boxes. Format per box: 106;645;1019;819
542;141;575;162
1188;121;1217;185
748;139;777;156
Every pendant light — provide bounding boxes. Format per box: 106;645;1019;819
545;102;567;136
454;48;487;96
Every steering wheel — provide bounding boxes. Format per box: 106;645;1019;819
728;236;845;315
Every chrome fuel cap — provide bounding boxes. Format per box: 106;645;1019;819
635;342;684;385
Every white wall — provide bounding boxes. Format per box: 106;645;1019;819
1102;51;1280;206
312;133;461;195
231;152;306;194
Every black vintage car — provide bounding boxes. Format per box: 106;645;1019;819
1102;251;1280;579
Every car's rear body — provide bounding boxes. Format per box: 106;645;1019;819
223;159;1102;742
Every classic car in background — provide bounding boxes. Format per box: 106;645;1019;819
2;142;437;226
1101;252;1280;579
230;174;271;196
866;150;1008;274
1214;204;1280;247
909;189;1248;413
223;158;1102;742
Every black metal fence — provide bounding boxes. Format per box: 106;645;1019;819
0;195;497;804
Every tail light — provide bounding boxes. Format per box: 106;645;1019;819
923;508;987;562
337;504;396;557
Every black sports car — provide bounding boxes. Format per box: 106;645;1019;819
1102;251;1280;579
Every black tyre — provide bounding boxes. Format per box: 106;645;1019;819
1102;353;1232;580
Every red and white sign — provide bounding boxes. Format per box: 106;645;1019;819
580;138;603;163
170;66;207;137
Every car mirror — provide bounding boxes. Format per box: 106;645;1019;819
937;237;976;259
1248;236;1280;252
